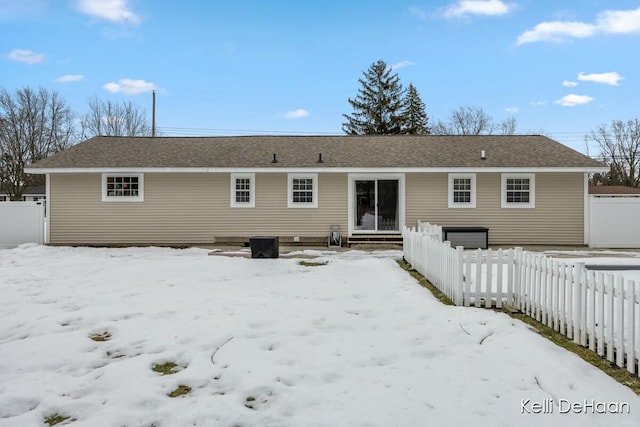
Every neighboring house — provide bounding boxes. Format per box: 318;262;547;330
0;186;46;202
589;185;640;197
24;135;607;247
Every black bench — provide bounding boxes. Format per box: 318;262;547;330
442;227;489;249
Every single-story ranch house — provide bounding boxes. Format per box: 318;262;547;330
25;135;607;247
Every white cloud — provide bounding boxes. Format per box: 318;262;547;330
555;94;594;107
517;6;640;45
103;78;156;94
390;61;415;70
577;71;622;86
77;0;140;24
56;74;84;83
596;7;640;34
505;106;519;113
530;100;548;106
517;21;596;45
443;0;512;18
6;48;44;64
283;109;309;119
562;80;578;87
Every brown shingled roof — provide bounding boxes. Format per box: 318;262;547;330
27;135;606;170
589;185;640;195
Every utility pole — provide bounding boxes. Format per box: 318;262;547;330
152;90;156;137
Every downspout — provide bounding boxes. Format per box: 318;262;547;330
584;172;590;246
45;173;50;245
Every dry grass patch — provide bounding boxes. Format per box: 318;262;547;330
298;260;328;267
168;385;191;398
89;332;111;342
44;413;74;426
151;361;183;375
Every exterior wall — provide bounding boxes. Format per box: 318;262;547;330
405;172;585;245
49;173;348;245
49;171;586;246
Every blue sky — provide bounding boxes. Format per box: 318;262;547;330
1;0;639;154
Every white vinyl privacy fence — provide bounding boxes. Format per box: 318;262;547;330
0;202;45;249
589;196;640;248
404;222;640;376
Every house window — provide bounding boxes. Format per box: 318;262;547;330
288;173;318;208
501;173;535;208
448;173;476;208
102;174;144;202
0;196;6;202
230;173;255;208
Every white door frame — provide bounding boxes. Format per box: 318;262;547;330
347;173;405;235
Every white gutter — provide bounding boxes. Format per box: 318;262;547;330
25;166;610;174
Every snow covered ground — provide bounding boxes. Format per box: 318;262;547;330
1;245;639;427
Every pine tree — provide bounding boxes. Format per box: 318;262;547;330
401;83;430;135
342;60;405;135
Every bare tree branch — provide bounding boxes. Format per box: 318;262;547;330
80;96;151;138
0;87;75;200
432;106;517;135
587;119;640;187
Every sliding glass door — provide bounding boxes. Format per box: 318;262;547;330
354;179;399;232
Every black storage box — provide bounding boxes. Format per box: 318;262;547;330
249;236;279;258
442;227;489;249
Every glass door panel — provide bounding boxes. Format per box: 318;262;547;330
355;180;375;231
377;180;399;231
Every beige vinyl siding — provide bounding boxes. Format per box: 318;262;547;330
49;173;348;245
405;172;585;245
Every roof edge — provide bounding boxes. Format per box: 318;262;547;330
25;166;610;174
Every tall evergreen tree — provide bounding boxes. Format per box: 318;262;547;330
401;83;430;134
342;60;405;135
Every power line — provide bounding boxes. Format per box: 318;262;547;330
155;126;597;141
157;126;339;136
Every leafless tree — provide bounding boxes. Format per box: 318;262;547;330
80;96;151;138
0;87;75;200
498;116;517;135
587;119;640;187
432;105;517;135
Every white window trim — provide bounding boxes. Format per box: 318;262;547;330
448;173;476;208
101;173;144;202
230;173;255;208
501;173;535;208
287;173;318;208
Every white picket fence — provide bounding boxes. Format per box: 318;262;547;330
403;222;640;376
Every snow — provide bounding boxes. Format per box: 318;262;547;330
544;251;640;283
1;245;639;427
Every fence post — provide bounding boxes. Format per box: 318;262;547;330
615;276;625;368
513;247;523;309
573;262;585;345
496;249;503;309
626;280;636;374
454;246;464;306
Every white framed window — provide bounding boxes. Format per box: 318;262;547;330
288;173;318;208
448;173;476;208
102;174;144;202
230;173;255;208
501;173;535;208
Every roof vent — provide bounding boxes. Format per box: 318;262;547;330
481;150;486;160
271;153;278;163
317;153;324;163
